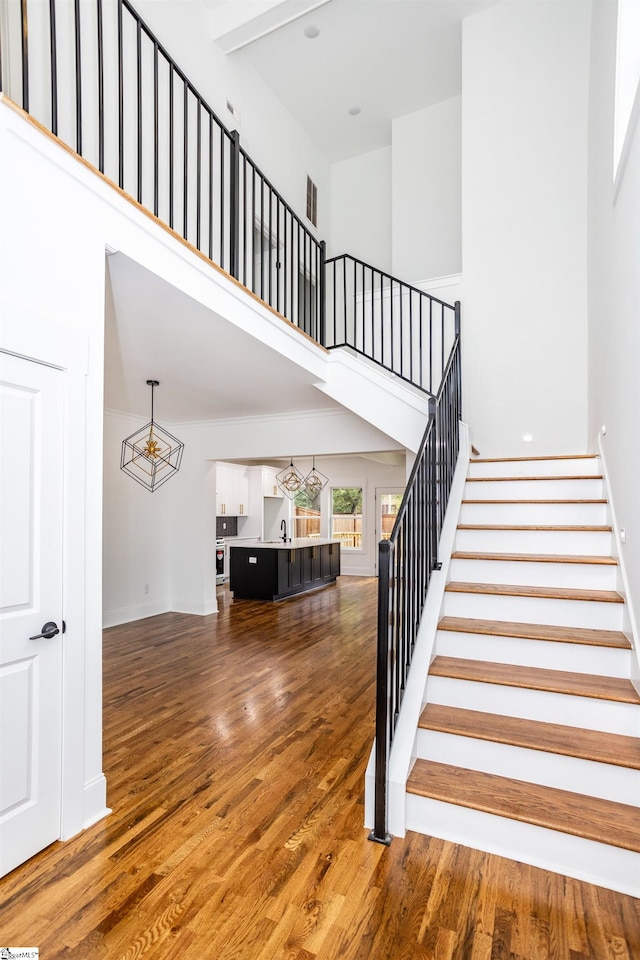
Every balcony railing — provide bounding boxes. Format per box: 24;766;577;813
0;0;455;398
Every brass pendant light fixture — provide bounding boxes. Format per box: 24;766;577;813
303;457;328;502
120;380;184;492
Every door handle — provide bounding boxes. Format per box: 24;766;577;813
29;621;60;640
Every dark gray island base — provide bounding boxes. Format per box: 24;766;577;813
229;539;340;601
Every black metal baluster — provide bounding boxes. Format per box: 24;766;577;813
419;295;423;390
20;0;29;112
251;164;257;293
276;197;281;313
229;130;240;278
208;115;213;259
429;298;433;393
409;289;414;385
268;188;272;305
342;256;347;344
196;100;201;249
136;18;142;200
74;0;82;154
242;154;247;285
49;0;58;135
117;0;123;187
183;79;188;239
260;176;264;299
219;131;224;268
153;40;158;214
168;65;173;228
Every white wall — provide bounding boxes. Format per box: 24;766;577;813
103;410;173;626
330;146;392;269
461;1;591;456
587;1;640;654
392;96;462;283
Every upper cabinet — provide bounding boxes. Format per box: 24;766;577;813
262;466;284;498
216;463;250;516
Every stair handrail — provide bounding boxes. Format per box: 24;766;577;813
370;304;461;843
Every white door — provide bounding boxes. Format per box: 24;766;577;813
0;352;64;877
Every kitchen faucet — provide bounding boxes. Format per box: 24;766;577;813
281;519;289;542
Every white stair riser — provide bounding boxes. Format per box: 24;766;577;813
443;591;624;631
464;478;603;500
427;676;639;736
455;528;612;555
459;502;608;525
414;731;640;806
468;459;601;479
434;630;631;678
404;795;640;898
449;558;617;591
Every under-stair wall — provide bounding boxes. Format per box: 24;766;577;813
405;453;640;897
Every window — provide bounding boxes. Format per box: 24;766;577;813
331;487;363;550
614;0;640;187
293;488;321;539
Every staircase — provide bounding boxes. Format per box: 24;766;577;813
405;454;640;896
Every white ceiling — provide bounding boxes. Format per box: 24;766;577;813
215;0;499;162
105;252;341;422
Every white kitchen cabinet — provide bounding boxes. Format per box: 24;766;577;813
262;466;283;498
216;463;250;516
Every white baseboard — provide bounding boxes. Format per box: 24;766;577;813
172;597;219;616
81;775;110;832
597;436;640;693
102;599;172;628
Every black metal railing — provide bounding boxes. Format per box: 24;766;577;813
0;0;457;395
370;303;461;843
0;0;323;334
325;254;457;394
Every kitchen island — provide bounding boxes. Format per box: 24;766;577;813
229;538;340;601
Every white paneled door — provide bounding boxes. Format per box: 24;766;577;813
0;352;64;876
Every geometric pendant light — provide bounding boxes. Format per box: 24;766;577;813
276;457;306;499
120;380;184;492
303;457;328;502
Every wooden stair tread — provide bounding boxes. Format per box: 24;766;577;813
429;656;640;703
473;455;597;463
406;759;640;852
445;581;624;603
461;499;607;504
467;475;602;482
457;524;612;532
419;704;640;769
437;616;631;649
451;551;617;565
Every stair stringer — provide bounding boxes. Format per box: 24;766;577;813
314;346;432;453
363;422;470;835
598;434;640;695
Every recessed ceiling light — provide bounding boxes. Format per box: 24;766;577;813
304;24;320;39
347;106;361;116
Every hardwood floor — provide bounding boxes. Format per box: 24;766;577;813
0;577;638;959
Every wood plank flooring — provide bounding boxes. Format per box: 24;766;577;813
0;577;638;959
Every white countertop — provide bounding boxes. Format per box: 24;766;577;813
229;538;337;550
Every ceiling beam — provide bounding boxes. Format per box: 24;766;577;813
206;0;332;54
